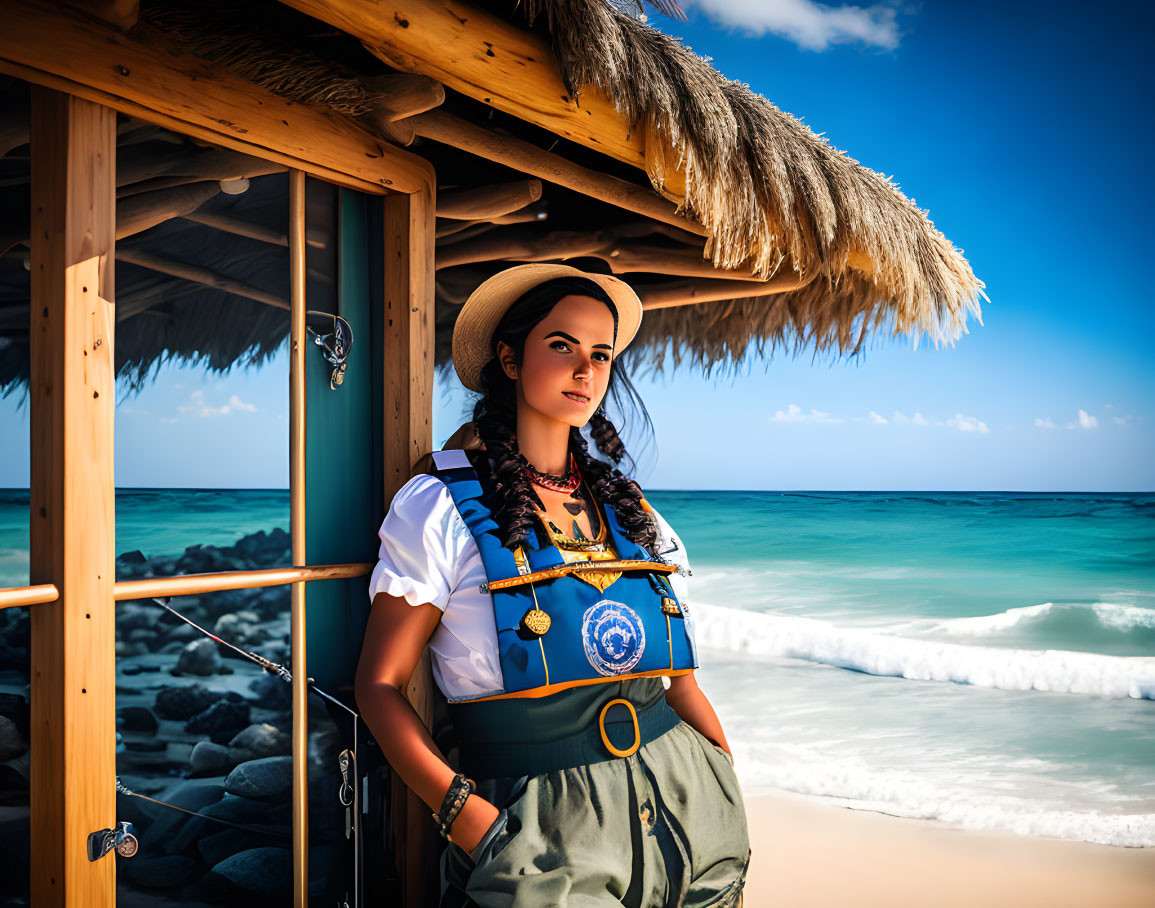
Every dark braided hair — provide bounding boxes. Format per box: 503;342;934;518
470;276;660;554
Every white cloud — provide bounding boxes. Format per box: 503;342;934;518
159;416;179;424
911;412;929;426
868;410;887;424
945;413;989;434
175;389;257;418
1034;417;1057;430
228;394;258;413
1065;408;1098;430
685;0;901;51
1113;415;1133;425
769;403;845;423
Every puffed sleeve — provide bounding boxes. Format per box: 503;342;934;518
367;473;473;611
648;505;699;667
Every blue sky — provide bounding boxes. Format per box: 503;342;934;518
1;0;1150;491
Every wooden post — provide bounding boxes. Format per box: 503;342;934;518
288;169;309;907
28;87;117;907
383;186;436;907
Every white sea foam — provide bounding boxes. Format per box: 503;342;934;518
732;744;1155;847
892;601;1155;637
693;603;1155;699
1093;603;1155;632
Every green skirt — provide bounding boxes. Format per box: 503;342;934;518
440;679;750;908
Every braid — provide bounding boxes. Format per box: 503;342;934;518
472;359;542;551
589;409;626;465
570;420;661;555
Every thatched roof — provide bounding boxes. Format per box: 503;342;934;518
0;0;983;396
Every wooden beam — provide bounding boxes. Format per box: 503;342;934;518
410;110;704;235
74;0;139;31
182;211;328;249
435;228;608;270
0;0;434;196
116;182;221;240
362;73;445;122
116;249;291;310
383;186;437;908
637;271;816;311
436;179;541;220
28;86;117;908
278;0;673;183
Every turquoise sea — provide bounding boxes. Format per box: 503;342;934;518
1;488;1152;847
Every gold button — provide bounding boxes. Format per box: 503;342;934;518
520;608;551;636
660;597;682;617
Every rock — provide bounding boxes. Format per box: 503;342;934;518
155;684;220;720
201;794;290;826
117;705;158;734
202;847;292;900
248;673;292;711
175;638;220;676
185;698;251;743
188;741;234;777
197;828;266;869
163;623;200;645
143;779;225;838
121;661;161;676
117;549;149;565
0;715;27;762
120;854;200;889
228;724;289;761
224;757;293;800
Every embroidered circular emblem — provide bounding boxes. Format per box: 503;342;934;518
582;600;646;676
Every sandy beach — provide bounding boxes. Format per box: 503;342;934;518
741;792;1155;907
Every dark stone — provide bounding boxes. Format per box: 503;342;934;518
175;638;220;676
202;847;292;900
201;794;283;826
120;854;200;889
121;662;161;676
117;549;149;564
185;698;251;743
248;673;292;711
117;706;158;734
188;741;233;777
228;724;289;761
196;828;266;869
155;684;220;720
0;715;27;762
224;757;293;800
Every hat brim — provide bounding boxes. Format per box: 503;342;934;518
451;264;643;393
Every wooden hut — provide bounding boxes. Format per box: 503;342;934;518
0;0;983;905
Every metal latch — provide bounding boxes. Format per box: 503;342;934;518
87;821;138;862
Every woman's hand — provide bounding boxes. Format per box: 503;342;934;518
447;794;501;858
665;672;734;763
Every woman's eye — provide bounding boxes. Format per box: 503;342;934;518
593;352;611;363
550;341;571;352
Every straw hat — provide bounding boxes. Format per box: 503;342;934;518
452;264;643;392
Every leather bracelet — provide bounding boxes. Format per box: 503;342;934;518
432;773;475;839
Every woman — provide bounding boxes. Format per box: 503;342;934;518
355;264;750;907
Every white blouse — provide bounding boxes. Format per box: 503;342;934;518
368;472;695;702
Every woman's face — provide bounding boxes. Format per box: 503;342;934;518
497;294;616;429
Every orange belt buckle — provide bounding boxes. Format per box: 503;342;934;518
598;698;640;758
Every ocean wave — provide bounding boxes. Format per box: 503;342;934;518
892;602;1155;636
734;745;1155;847
693;603;1155;699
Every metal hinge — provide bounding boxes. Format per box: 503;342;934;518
87;821;138;862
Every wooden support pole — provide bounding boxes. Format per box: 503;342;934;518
410;110;704;236
436;180;542;221
116;249;291;311
383;185;437;908
28;86;117;908
638;271;817;311
288;169;309;908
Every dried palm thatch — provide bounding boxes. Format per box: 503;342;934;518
523;0;983;358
